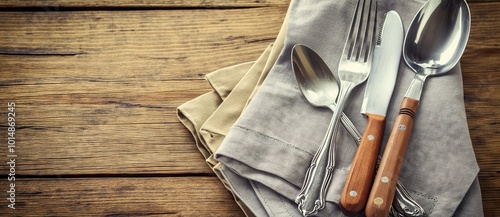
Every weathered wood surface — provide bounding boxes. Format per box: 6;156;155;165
0;0;498;216
0;0;290;8
462;3;500;215
0;7;287;175
0;0;489;8
3;177;246;216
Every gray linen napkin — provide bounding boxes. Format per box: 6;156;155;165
215;0;482;216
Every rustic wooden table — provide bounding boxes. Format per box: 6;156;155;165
0;0;498;216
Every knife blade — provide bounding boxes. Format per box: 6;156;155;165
340;10;404;216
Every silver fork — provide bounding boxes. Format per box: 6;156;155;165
295;0;377;216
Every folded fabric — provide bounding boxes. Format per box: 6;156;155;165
177;5;290;216
215;0;483;216
177;61;251;161
177;61;258;216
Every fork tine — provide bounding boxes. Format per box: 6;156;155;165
343;0;377;62
344;0;363;60
353;0;368;61
361;0;377;62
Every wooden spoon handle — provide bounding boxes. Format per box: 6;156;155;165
365;97;419;217
340;114;385;216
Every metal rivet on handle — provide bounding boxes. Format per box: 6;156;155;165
399;125;406;131
381;176;389;183
368;135;375;140
374;197;383;206
350;190;357;197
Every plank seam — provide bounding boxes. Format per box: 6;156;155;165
11;173;217;179
0;5;276;12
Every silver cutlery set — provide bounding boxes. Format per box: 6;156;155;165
291;0;471;216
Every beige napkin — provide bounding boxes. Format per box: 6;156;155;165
176;6;289;216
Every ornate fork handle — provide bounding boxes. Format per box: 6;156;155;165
296;103;344;216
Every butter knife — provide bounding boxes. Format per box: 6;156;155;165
340;10;404;216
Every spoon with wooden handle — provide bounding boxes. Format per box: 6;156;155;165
365;0;471;216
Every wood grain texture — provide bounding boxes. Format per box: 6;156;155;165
0;177;245;216
462;3;500;215
0;9;286;81
0;0;497;216
365;98;419;217
0;0;488;9
0;0;289;8
0;6;287;176
462;2;500;174
341;114;385;216
478;172;500;216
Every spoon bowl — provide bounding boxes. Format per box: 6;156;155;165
292;44;339;108
404;0;471;76
292;44;361;144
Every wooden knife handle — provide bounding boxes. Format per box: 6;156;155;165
365;97;419;217
340;114;385;216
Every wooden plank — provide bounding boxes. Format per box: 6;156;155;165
478;172;500;216
0;80;213;126
0;177;245;216
0;8;286;82
0;0;492;9
459;3;500;214
0;81;215;176
0;123;214;175
462;2;500;173
0;0;290;8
